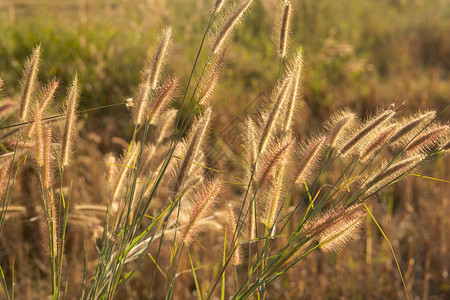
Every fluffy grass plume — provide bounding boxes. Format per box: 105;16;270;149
389;111;436;147
18;45;40;121
226;203;241;266
293;135;325;185
198;45;230;107
26;79;59;137
259;76;292;152
340;109;395;156
316;204;366;253
43;125;53;190
211;0;253;54
262;167;284;229
283;50;303;132
34;102;44;167
147;77;179;125
276;1;292;58
362;154;425;196
173;108;212;196
256;135;295;188
213;0;226;12
180;178;222;246
359;123;398;163
60;74;79;170
404;124;449;154
325;109;357;149
134;27;172;125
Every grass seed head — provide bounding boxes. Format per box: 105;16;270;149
360;123;398;163
173;108;212;196
60;74;79;170
294;135;325;186
340;109;395;156
180;178;222;247
19;45;41;122
404;124;449;155
324;109;357;149
147;77;179;125
211;0;253;54
226;203;241;265
277;1;292;58
256;135;295;188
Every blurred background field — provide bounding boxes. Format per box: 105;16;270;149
0;0;449;298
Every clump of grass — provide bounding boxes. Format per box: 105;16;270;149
0;1;448;299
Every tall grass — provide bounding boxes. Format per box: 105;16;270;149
0;0;449;299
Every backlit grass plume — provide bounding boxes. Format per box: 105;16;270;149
0;5;448;299
147;77;179;125
340;109;395;156
18;45;40;122
180;178;222;246
173;108;212;197
134;27;172;125
304;204;366;253
211;0;253;54
60;74;79;170
276;1;292;58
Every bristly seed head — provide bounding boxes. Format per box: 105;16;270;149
256;135;295;188
19;45;41;122
303;203;366;253
389;111;436;148
134;27;172;125
147;77;179;125
283;50;303;132
43;125;53;190
278;1;292;58
211;0;253;54
173;108;213;196
60;74;79;170
226;203;241;265
325;109;357;149
294;135;325;186
404;124;449;154
180;178;222;246
359;123;398;163
340;109;395;156
213;0;226;12
362;154;425;196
